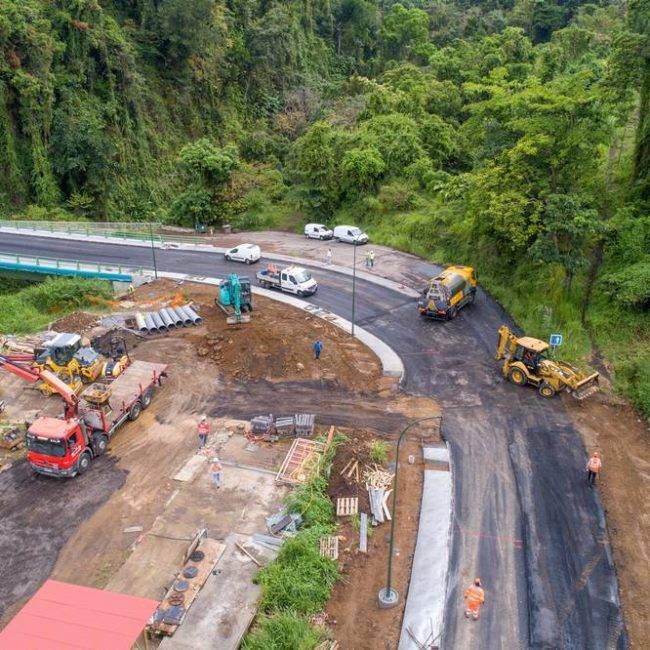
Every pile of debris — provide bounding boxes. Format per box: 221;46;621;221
365;465;394;525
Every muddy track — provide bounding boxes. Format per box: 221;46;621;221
0;232;627;648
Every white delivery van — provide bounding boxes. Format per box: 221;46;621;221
224;243;261;264
333;225;369;245
304;223;334;240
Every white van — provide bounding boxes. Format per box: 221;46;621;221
333;225;369;245
224;243;261;264
304;223;333;240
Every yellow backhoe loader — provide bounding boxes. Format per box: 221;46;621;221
495;326;599;399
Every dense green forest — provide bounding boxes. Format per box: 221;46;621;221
1;0;648;422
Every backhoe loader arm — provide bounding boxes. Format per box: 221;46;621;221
495;326;519;360
0;354;79;418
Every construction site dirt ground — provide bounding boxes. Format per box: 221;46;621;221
0;278;440;645
564;392;650;647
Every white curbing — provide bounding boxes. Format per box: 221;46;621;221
398;444;452;650
158;271;405;381
0;226;420;298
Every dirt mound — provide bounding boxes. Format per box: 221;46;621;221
190;295;382;389
50;311;99;333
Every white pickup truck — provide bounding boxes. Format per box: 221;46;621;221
256;265;318;297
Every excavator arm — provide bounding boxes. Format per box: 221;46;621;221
495;325;519;360
0;354;79;418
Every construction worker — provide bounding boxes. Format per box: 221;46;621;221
210;456;223;488
369;249;376;268
197;415;210;449
464;578;485;621
326;248;333;265
313;340;323;360
586;450;602;488
365;250;372;268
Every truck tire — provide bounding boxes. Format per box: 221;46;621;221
508;367;527;386
141;387;153;409
77;453;91;475
539;382;556;398
129;401;142;421
94;434;109;456
468;291;476;305
447;307;458;320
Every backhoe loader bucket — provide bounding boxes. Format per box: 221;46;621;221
571;372;600;400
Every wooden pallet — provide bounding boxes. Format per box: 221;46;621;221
336;497;359;516
276;437;325;485
319;535;339;560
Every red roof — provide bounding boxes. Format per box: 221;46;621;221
28;417;78;440
0;580;159;649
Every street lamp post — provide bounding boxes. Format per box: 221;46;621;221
149;222;158;279
378;415;442;608
351;243;357;337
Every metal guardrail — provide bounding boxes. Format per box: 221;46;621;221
0;251;153;281
0;220;208;246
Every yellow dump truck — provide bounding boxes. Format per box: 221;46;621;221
418;265;477;320
495;326;599;399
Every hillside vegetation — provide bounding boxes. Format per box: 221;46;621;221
1;0;648;414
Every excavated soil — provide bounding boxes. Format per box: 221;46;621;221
566;394;650;648
50;311;100;334
326;433;434;649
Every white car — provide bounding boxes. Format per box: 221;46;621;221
224;243;261;264
333;225;369;245
304;223;333;240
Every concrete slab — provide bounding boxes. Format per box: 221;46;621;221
173;454;207;482
423;447;450;463
398;453;452;650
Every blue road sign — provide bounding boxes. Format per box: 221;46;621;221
549;334;563;347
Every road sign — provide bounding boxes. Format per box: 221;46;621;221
549;334;563;347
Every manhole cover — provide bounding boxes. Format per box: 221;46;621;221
168;593;185;606
173;580;190;592
182;566;199;579
190;550;205;562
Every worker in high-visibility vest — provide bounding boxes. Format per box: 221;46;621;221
464;578;485;621
197;415;210;449
586;450;602;488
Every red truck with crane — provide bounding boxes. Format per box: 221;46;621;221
0;354;167;477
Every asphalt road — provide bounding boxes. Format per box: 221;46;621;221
0;233;627;648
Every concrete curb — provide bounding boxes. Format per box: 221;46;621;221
158;271;405;381
398;444;452;649
0;227;419;298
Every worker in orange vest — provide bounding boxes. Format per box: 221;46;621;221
464;578;485;621
586;450;602;488
198;415;210;449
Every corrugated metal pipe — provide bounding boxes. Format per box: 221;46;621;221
159;309;175;329
144;313;158;333
135;313;148;333
165;307;183;327
174;306;193;326
180;304;203;325
151;312;167;332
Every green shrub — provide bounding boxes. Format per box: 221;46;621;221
369;440;389;465
242;610;323;650
603;259;650;309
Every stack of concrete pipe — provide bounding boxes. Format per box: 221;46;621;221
135;304;202;335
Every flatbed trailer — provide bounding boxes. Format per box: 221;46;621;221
26;360;168;477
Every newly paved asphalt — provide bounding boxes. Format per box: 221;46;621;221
0;233;627;648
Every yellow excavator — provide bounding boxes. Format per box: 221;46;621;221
495;326;599;399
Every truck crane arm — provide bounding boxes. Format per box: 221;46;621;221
0;354;79;419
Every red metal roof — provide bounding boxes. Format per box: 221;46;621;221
28;417;78;440
0;580;159;649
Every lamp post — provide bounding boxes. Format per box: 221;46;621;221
351;243;357;337
149;222;158;279
378;415;441;608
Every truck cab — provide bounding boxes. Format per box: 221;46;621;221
25;417;94;477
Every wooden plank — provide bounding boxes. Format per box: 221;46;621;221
235;542;262;567
359;513;368;553
149;538;225;637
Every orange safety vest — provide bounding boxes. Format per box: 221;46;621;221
587;456;601;473
464;585;485;608
198;421;210;435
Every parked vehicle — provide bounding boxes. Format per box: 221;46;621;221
0;354;168;478
304;223;333;240
257;264;318;296
333;225;368;245
224;243;261;264
418;265;477;320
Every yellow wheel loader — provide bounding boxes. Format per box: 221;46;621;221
495;326;599;399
